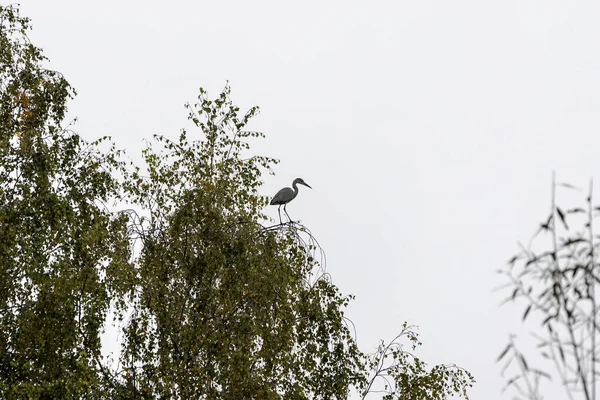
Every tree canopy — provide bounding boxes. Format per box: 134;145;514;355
0;5;473;399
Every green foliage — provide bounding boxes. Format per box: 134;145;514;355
116;86;364;399
361;323;474;400
0;4;130;398
0;5;474;399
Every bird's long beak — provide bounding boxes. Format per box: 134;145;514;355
303;183;312;189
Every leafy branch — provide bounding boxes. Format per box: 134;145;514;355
498;173;600;400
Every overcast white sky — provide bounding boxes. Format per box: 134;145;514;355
16;1;600;398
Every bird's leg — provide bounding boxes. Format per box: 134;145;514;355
284;204;292;223
277;205;283;225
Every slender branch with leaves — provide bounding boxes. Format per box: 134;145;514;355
498;173;600;400
359;323;474;400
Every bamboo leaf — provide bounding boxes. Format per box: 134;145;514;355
563;238;585;246
556;207;568;230
519;355;529;371
522;305;532;322
558;345;566;364
496;344;512;362
558;183;580;190
532;369;551;380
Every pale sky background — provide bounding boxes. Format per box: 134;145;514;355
16;1;600;398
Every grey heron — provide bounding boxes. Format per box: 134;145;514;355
270;178;312;224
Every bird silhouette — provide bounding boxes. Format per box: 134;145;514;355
270;178;312;224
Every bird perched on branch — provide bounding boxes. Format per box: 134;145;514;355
270;178;312;224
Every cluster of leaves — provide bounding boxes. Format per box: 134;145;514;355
360;323;474;400
0;5;474;399
0;4;130;398
498;176;600;400
114;87;365;399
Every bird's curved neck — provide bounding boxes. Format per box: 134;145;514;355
292;181;299;194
